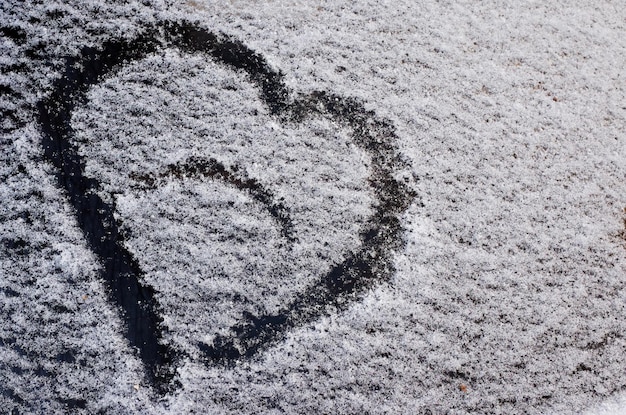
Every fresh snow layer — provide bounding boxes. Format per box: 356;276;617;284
1;0;626;414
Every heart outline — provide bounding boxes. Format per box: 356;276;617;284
38;20;414;393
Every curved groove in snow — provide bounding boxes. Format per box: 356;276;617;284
37;20;414;394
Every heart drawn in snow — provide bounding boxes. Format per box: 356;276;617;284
38;20;414;393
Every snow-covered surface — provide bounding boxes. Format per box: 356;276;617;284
585;393;626;415
1;0;625;414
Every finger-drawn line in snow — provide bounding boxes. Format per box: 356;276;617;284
130;156;297;244
38;20;414;393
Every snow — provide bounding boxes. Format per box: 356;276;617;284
1;0;626;414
